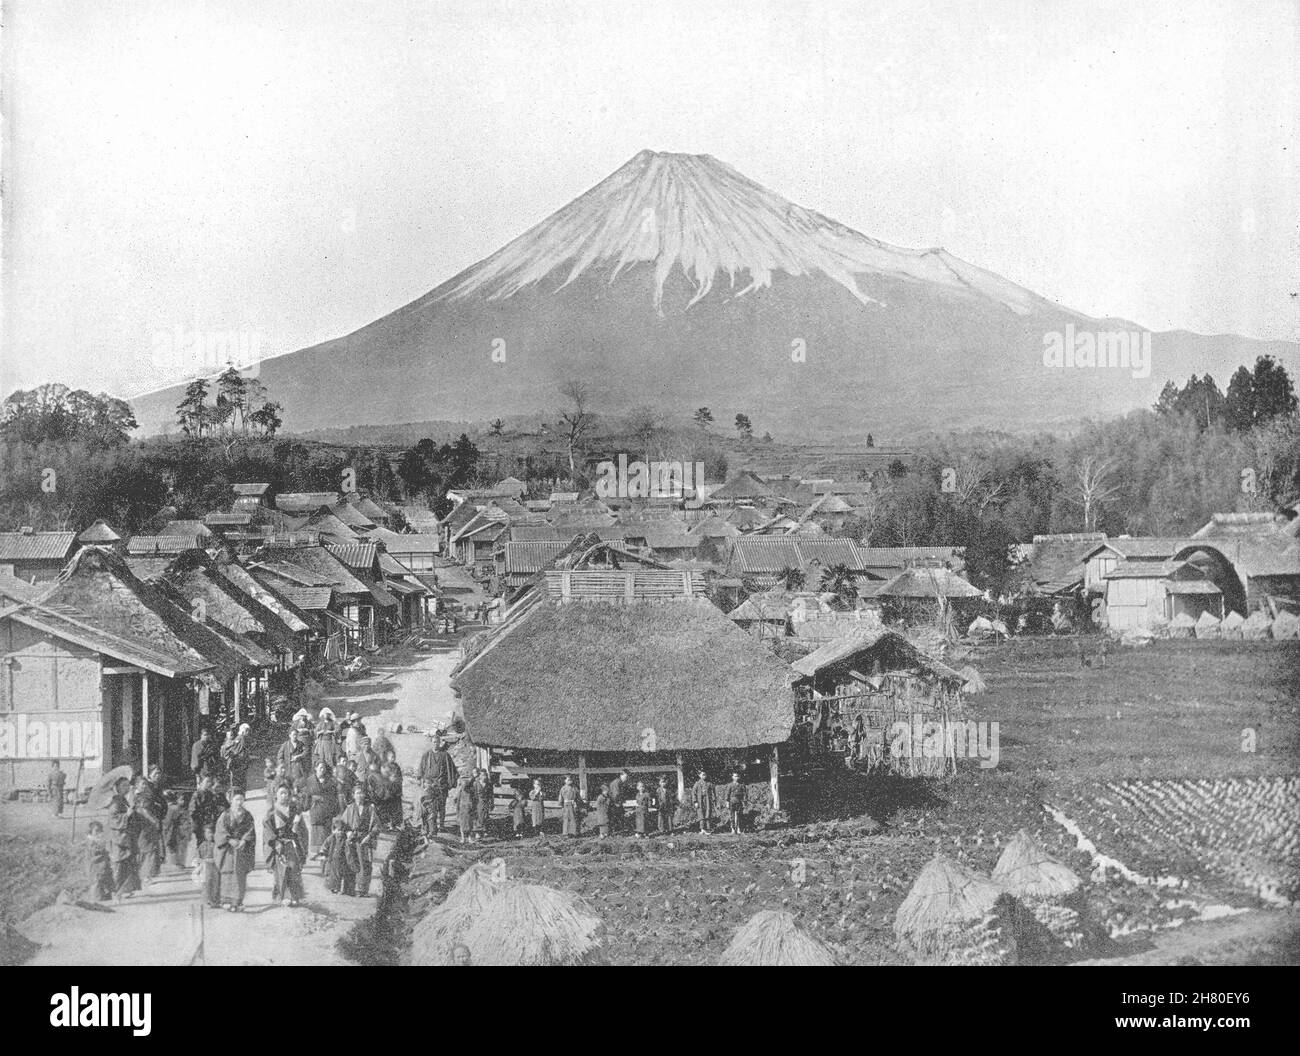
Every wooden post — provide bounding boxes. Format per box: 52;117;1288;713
233;675;242;726
577;753;588;800
770;744;781;811
141;673;150;774
675;752;685;801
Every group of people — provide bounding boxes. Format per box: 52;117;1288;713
417;763;751;842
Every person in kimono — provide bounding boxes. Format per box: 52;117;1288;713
528;779;545;836
84;821;113;902
320;817;353;895
107;777;139;901
221;724;251;794
456;775;476;844
314;708;340;770
342;713;362;759
724;772;746;835
593;785;610;839
634;781;651;838
301;762;338;853
132;773;165;885
341;785;379;896
691;770;715;835
656;775;676;836
370;727;393;764
417;737;456;834
559;775;580;838
381;760;404;829
336;758;358;815
278;728;314;788
190;726;221;782
189;775;228;861
162;790;192;867
472;769;492;839
606;769;629;835
214;790;257;911
265;784;307;906
196;824;221;909
47;760;67;817
509;785;526;838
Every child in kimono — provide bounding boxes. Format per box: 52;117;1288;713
336;759;357;815
656;775;675;835
84;821;113;902
48;761;67;817
196;824;221;909
634;782;650;838
528;779;545;836
510;786;526;838
163;791;192;867
320;817;353;895
593;786;610;839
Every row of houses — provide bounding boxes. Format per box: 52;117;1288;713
1020;511;1300;632
0;484;461;794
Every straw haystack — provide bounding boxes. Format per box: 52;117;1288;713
457;883;605;966
718;910;837;966
958;664;987;694
993;830;1087;953
1194;611;1222;639
1241;611;1273;640
1220;611;1245;639
410;863;503;966
993;830;1081;898
894;856;1015;965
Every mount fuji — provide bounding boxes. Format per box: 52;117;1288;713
127;150;1297;439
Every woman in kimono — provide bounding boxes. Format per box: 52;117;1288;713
313;709;340;770
509;785;526;838
265;784;306;906
472;769;492;839
559;775;580;838
656;775;676;836
301;762;338;852
221;724;251;794
106;777;139;901
214;790;257;911
528;779;545;836
455;775;476;844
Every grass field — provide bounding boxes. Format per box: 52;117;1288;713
398;639;1300;965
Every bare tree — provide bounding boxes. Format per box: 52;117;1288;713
1068;456;1121;530
558;379;594;475
952;459;1007;513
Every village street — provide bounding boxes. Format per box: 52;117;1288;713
17;646;463;966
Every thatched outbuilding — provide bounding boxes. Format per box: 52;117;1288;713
791;629;966;776
718;910;837;966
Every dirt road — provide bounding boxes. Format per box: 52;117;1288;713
13;645;465;966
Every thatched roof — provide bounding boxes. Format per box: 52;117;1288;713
41;546;244;681
877;566;982;599
718;911;837;966
958;665;988;694
992;830;1081;899
453;596;796;751
457;883;605;966
894;856;1003;953
709;471;774;501
791;628;965;685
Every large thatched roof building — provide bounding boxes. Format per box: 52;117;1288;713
453;568;797;803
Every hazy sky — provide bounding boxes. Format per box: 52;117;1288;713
2;0;1296;398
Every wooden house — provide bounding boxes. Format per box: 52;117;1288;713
1103;558;1224;630
0;529;76;583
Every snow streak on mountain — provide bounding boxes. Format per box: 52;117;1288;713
437;150;1049;315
